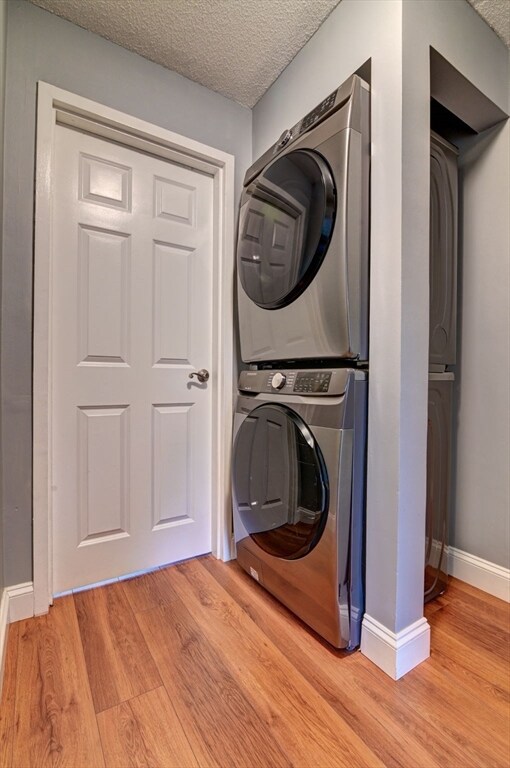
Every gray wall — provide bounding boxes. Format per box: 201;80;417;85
454;121;510;566
0;0;7;593
1;0;251;587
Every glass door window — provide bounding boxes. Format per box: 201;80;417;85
233;404;329;559
237;149;336;309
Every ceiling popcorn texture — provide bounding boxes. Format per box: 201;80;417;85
28;0;342;107
29;0;509;107
466;0;510;47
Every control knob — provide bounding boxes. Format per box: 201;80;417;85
271;372;287;390
276;129;293;149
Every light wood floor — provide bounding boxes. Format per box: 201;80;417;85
0;556;509;768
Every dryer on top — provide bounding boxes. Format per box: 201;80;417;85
236;74;370;366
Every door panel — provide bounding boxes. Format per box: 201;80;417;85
152;241;193;366
52;125;214;592
77;405;130;544
151;403;192;529
78;226;131;365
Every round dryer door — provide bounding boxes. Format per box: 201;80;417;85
233;404;329;560
237;149;336;309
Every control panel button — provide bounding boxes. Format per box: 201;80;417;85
293;371;332;394
299;90;338;134
271;372;287;390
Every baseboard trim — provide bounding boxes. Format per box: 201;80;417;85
0;589;10;697
7;581;35;623
361;614;430;680
449;547;510;602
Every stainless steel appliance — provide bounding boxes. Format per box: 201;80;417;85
429;132;459;370
425;132;458;601
236;75;370;365
232;368;367;649
425;373;454;602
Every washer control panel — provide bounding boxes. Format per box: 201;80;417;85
299;90;338;134
271;372;287;390
293;371;332;394
238;369;351;396
264;371;296;391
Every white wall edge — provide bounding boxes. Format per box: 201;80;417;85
361;614;430;680
7;581;35;622
449;547;510;602
0;589;9;697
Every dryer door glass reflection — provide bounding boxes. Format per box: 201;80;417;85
237;149;336;309
233;404;329;559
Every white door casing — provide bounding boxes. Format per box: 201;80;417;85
33;84;235;611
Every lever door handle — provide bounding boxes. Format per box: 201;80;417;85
189;368;210;383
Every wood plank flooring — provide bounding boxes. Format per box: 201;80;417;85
0;557;509;768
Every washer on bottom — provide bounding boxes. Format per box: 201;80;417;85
232;367;367;649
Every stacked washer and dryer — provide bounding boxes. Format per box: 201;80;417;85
425;132;458;602
231;75;370;650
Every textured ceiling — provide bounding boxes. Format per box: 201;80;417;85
28;0;342;107
29;0;509;108
466;0;510;48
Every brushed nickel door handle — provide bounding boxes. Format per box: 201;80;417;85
189;368;210;383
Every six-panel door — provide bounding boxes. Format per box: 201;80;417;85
51;125;214;592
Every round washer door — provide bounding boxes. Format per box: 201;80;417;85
233;404;329;560
237;149;336;309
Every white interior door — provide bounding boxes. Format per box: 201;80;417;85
51;124;214;593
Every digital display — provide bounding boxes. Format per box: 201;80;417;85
293;371;332;393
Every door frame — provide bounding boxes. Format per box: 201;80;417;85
33;82;235;615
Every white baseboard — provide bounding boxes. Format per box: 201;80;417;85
361;614;430;680
0;589;10;697
7;581;35;623
448;547;510;602
0;583;35;696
